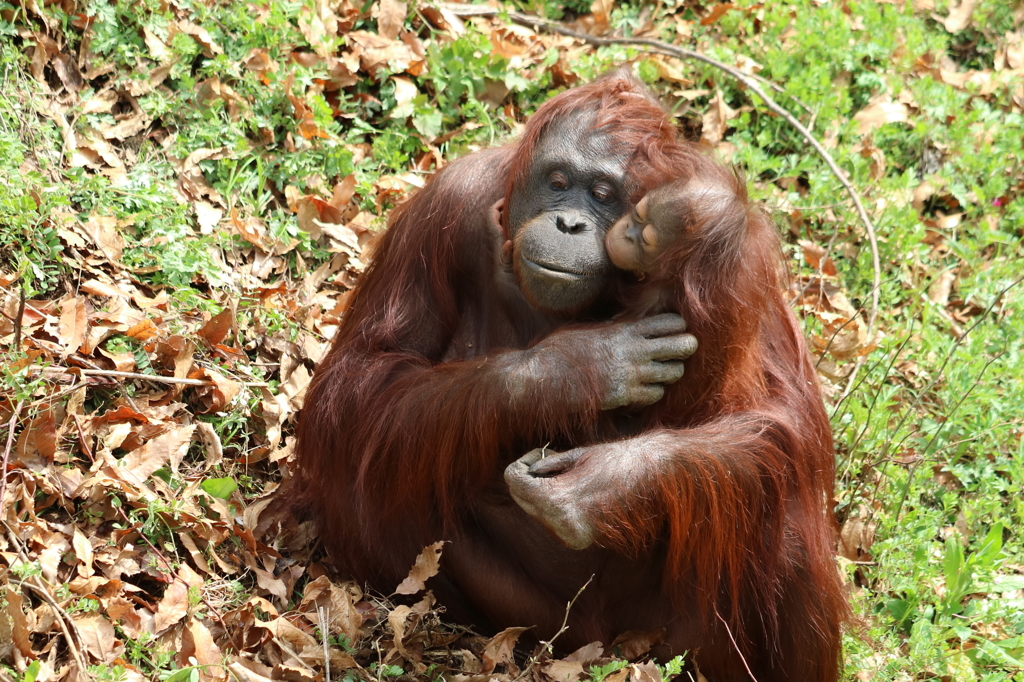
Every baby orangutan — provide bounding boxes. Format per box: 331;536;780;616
605;164;751;315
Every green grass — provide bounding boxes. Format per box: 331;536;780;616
1;0;1023;679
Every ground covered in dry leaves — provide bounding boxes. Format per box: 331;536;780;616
2;0;1024;680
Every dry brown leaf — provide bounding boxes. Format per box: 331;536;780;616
252;564;289;602
541;660;586;682
282;362;311;411
81;214;126;262
180;618;223;668
154;579;190;634
489;25;538;59
5;586;33;657
928;270;957;306
394;541;445;595
178;20;224;57
125;318;159;342
228;661;276;682
387;592;434;660
392;75;419;110
16;408;57;466
73;526;95;577
701;90;737;145
262;615;320;659
376;0;407;41
299;576;364;642
912;180;936;212
590;0;614;35
701;3;735;26
195;367;241;413
799;241;838;277
481;626;530;674
648;56;693;85
347;31;423;77
299;0;339;58
839;514;876;562
97;345;136;372
261;389;289;451
74;611;122;663
57;293;88;357
419;5;465;35
194;421;224;469
629;661;662;682
178;148;228;206
121;424;196;483
610;629;664;660
198;309;234;345
1005;32;1024;70
52;53;84;92
194;201;224;235
565;641;604;664
934;0;976;32
853;98;909;135
178;532;213;575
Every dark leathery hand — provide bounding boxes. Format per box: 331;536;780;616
505;447;595;550
579;313;698;409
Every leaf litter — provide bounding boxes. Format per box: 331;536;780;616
0;1;721;679
4;0;1021;678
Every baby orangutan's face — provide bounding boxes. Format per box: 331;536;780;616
605;192;670;273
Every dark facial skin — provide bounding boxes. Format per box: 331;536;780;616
507;115;628;315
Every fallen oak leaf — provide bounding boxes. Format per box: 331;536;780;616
73;611;123;663
387;592;434;660
57;293;88;357
197;308;234;346
120;424;196;483
153;579;190;634
192;367;241;413
481;626;530;675
610;628;665;660
394;541;445;595
852;98;909;135
541;659;586;682
5;586;33;657
934;0;976;33
376;0;408;41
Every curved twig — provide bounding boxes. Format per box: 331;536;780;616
0;399;24;508
3;521;93;677
443;3;883;364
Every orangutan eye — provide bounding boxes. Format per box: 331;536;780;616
550;172;568;190
591;182;613;203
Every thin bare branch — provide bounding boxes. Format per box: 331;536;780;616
0;399;24;508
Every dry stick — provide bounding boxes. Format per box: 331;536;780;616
714;610;757;682
0;399;24;508
111;505;233;644
18;579;93;676
444;4;883;390
892;350;1003;524
39;368;268;388
2;522;93;677
318;605;332;682
13;284;25;351
515;576;593;682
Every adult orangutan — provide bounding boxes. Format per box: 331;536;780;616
295;70;846;681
